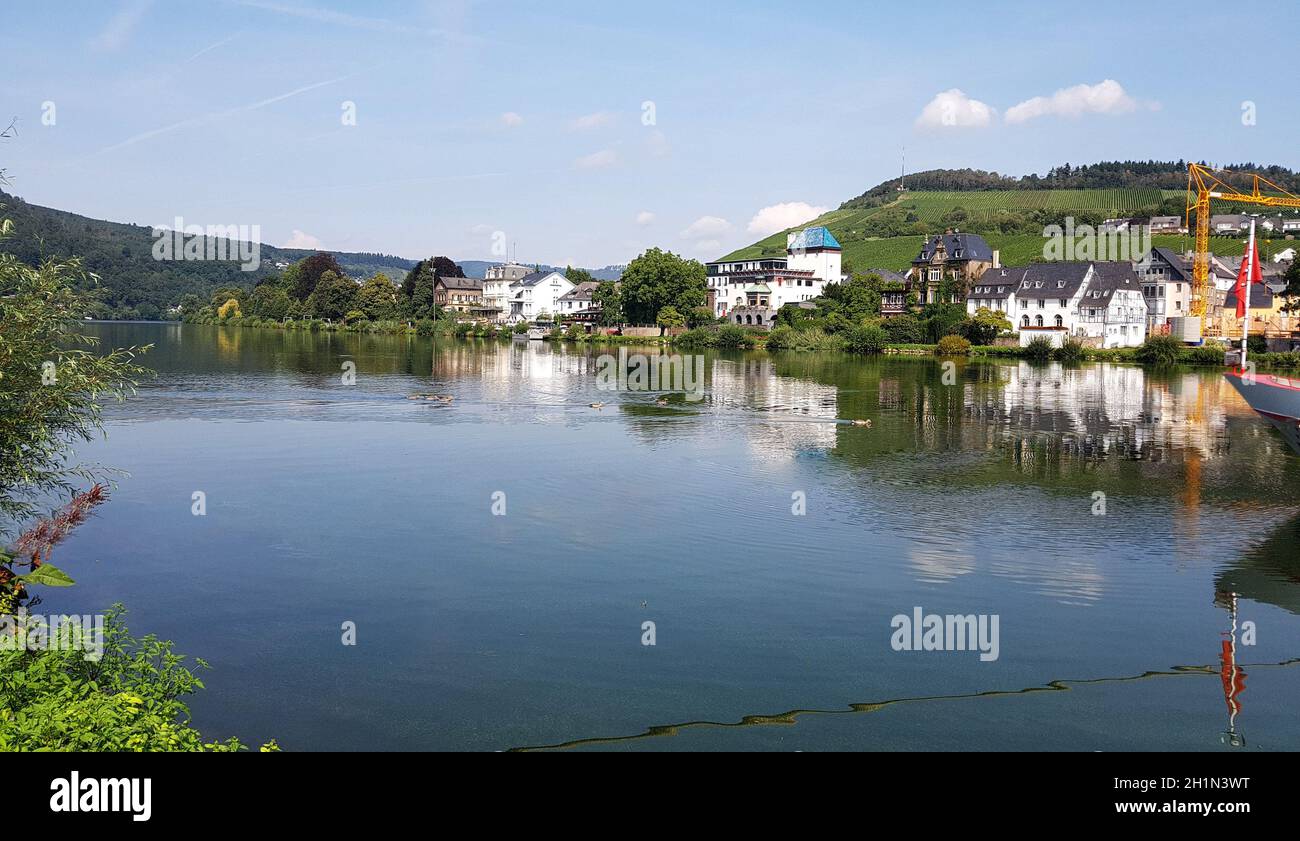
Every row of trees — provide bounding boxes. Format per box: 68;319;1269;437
182;245;717;332
773;268;1012;344
182;252;468;324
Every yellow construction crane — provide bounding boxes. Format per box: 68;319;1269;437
1186;163;1300;318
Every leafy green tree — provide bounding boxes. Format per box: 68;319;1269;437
0;227;148;531
565;266;595;286
593;280;624;326
355;273;398;321
656;305;685;333
619;248;706;324
963;307;1013;345
307;270;357;320
1281;259;1300;312
209;285;246;309
687;305;715;328
292;253;345;300
820;272;883;323
248;283;290;320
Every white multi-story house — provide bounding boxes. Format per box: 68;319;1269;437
1006;262;1146;348
966;267;1019;317
708;226;843;325
1076;262;1148;348
555;281;602;319
482;262;532;323
508;271;574;323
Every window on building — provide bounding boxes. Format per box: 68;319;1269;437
1035;316;1044;327
1022;315;1030;327
1055;315;1063;328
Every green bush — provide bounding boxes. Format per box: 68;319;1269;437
936;334;972;356
764;325;796;350
1025;336;1055;361
1185;346;1225;365
0;606;275;751
714;324;758;349
1135;334;1183;365
883;315;925;344
416;319;437;337
843;324;888;354
1055;339;1086;362
512;321;530;335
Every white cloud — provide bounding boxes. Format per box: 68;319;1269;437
92;0;154;51
635;211;656;226
693;240;722;255
500;112;524;128
680;216;732;239
747;202;828;236
574;149;618;170
1005;79;1139;124
284;230;323;249
570;111;613;130
915;89;996;129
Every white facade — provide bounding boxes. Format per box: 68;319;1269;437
482;263;532;323
707;226;843;319
1005;263;1147;349
508;271;574;322
1076;284;1148;348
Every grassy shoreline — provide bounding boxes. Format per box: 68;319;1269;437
174;316;1300;371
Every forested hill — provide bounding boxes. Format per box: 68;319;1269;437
840;161;1300;211
0;190;416;319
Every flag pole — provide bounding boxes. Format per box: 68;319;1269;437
1241;218;1256;370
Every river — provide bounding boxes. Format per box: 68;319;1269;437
55;322;1300;751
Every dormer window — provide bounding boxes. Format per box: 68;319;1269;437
1057;281;1066;288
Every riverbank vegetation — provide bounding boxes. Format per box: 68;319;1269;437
0;202;273;751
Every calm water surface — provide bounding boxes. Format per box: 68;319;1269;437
57;322;1300;751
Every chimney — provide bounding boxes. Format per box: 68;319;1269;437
992;249;1001;269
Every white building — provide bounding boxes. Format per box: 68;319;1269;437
508;270;574;323
707;226;844;325
1004;262;1146;349
966;267;1018;317
482;262;533;323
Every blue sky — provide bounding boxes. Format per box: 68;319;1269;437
2;0;1295;268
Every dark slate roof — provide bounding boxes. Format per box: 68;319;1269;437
518;270;561;287
1083;262;1141;306
436;276;483;291
968;266;1024;299
866;267;908;285
558;281;601;302
1013;262;1091;299
1224;283;1276;311
1149;247;1192;282
913;232;994;265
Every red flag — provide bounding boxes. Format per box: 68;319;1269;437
1234;238;1264;319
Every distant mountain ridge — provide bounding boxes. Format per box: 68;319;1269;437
0;191;621;318
839;160;1300;211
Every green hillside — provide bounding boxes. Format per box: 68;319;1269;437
722;186;1294;272
0;190;416;319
